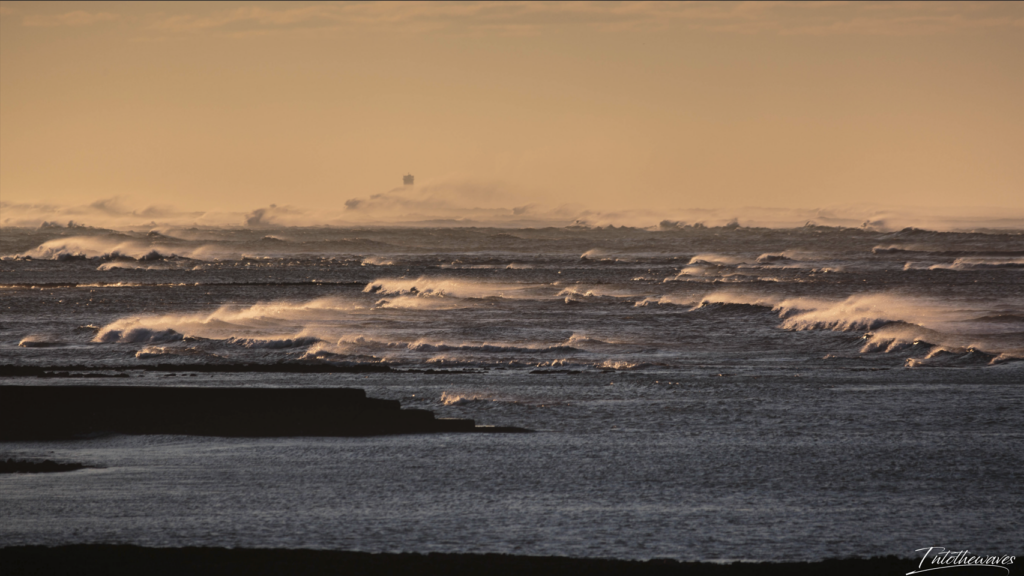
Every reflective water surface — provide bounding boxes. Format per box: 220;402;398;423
2;225;1022;560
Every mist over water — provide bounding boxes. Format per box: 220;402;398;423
2;221;1022;560
3;194;1023;232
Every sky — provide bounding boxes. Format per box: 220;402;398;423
1;1;1022;228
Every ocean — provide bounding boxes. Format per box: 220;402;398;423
1;223;1022;561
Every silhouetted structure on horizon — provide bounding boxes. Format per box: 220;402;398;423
403;173;414;186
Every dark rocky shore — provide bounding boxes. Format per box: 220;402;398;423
0;546;918;576
0;459;88;474
0;363;395;376
0;385;530;440
0;364;484;377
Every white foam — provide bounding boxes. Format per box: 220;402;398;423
364;277;538;299
687;253;746;266
556;287;602;298
695;290;1024;348
12;234;338;263
564;333;609;347
227;336;321;349
133;345;213;359
598;360;641;370
931;257;1024;271
135;346;173;359
634;295;697;307
18;335;62;347
580;249;609;260
98;327;183;344
681;290;1024;359
777;294;979;333
18;236;225;261
757;252;789;262
97;261;176;271
361;256;394;266
407;340;576;354
440;263;500;269
442;392;482;406
373;296;467;310
674;266;717;278
94;297;366;345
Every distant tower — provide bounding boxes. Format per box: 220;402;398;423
403;173;414;186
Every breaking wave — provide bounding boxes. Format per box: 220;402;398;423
227;336;321;349
93;297;366;345
373;296;469;310
18;335;63;348
364;277;538;300
564;333;610;347
17;236;204;262
98;328;184;344
97;261;180;271
361;256;394;266
929;257;1024;271
134;345;223;360
688;253;747;266
441;391;497;406
756;253;793;263
408;341;577;354
691;291;1024;360
634;295;697;307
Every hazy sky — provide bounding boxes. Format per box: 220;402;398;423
1;1;1021;226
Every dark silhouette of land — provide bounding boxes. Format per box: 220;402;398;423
0;459;87;474
0;364;486;377
0;546;919;576
2;364;387;376
0;385;530;440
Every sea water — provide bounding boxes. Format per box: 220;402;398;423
1;224;1022;560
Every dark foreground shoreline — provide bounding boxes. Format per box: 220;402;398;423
0;546;919;576
0;364;478;376
0;459;88;474
0;385;531;439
